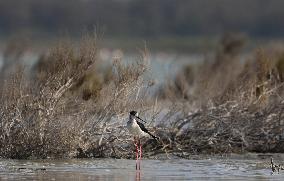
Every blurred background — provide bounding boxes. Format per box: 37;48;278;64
1;0;284;51
1;0;284;89
2;0;284;159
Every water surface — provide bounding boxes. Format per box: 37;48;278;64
0;156;282;180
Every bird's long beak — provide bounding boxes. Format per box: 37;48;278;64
136;116;147;123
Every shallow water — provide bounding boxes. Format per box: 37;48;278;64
0;156;283;181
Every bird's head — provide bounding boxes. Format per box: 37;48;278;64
129;110;138;117
129;111;147;123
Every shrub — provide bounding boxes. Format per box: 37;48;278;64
0;33;156;159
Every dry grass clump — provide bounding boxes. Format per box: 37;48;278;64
4;32;284;159
0;34;157;159
0;34;98;158
160;100;284;157
216;47;284;110
157;33;246;104
75;49;159;158
159;33;284;108
153;34;284;156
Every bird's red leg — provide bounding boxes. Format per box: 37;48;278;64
140;140;142;160
134;136;138;170
138;139;141;170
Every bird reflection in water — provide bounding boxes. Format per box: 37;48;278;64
135;170;141;181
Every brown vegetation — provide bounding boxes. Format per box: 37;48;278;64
0;33;156;159
2;33;284;159
156;34;284;157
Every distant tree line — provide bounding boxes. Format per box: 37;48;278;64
0;0;284;38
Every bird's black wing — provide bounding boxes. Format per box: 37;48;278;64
136;121;149;133
136;121;159;140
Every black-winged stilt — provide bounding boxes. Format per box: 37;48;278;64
127;111;158;170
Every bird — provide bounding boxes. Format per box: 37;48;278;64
271;157;284;174
126;111;158;170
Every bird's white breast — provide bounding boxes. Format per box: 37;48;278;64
127;119;147;137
